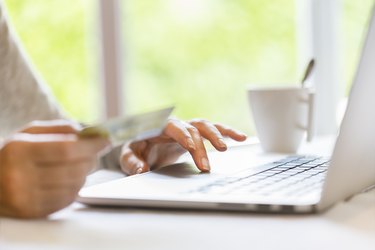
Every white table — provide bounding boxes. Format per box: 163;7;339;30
1;139;375;250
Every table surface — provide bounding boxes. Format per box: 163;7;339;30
1;138;375;250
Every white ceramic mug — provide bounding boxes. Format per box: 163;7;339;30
248;86;315;153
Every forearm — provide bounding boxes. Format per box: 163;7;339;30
0;1;65;137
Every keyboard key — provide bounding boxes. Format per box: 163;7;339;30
187;156;329;197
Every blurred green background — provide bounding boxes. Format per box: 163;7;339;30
4;0;373;135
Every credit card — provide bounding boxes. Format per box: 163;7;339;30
79;107;174;145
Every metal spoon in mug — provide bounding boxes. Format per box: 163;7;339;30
301;59;315;87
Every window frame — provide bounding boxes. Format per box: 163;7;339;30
98;0;124;119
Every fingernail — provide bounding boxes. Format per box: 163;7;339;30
201;158;210;171
135;162;143;174
238;131;248;137
187;138;196;150
218;139;227;149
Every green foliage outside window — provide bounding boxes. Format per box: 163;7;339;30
4;0;97;122
124;0;297;134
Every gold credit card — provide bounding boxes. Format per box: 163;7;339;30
79;107;174;145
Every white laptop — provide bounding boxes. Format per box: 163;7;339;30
78;7;375;214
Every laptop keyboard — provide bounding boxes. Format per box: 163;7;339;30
188;156;329;197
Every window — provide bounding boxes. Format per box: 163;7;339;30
4;0;374;135
342;0;374;94
123;0;297;133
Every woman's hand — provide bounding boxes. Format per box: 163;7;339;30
120;119;247;175
0;120;109;218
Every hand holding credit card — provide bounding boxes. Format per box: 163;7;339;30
79;107;174;145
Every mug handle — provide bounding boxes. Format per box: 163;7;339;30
306;91;315;142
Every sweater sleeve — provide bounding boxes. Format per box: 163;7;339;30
0;1;65;137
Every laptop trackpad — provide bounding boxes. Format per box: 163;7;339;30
152;163;203;178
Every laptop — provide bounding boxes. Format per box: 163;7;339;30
78;7;375;213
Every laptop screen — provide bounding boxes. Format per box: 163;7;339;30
320;5;375;207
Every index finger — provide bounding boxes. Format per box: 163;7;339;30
25;134;110;163
21;120;82;134
163;120;210;172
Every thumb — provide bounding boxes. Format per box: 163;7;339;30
120;144;150;175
